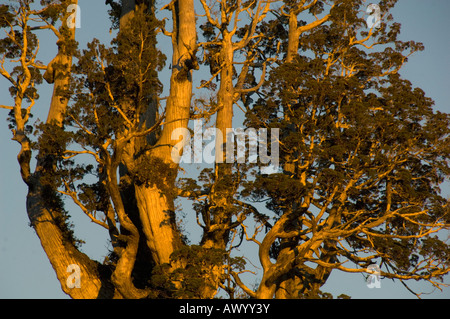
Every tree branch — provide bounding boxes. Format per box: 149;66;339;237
231;271;257;298
59;180;110;230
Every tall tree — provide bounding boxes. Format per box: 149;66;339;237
243;0;450;298
1;0;449;299
0;0;109;298
196;0;272;252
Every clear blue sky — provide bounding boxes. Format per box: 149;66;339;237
0;0;449;299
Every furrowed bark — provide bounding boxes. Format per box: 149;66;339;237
27;186;108;298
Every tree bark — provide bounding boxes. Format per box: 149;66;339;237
200;31;234;251
286;11;300;64
27;185;109;298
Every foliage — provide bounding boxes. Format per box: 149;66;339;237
241;0;450;297
0;0;449;299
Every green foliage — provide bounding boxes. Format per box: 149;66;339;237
67;3;165;143
132;156;178;194
56;2;167;211
105;0;122;30
0;6;43;104
150;245;245;298
0;5;15;28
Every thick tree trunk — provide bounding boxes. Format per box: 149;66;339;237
134;184;182;265
131;0;197;266
256;283;277;299
215;33;234;165
27;185;109;298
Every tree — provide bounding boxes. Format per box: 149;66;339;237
0;0;449;299
243;0;450;298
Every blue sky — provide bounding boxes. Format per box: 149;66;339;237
0;0;449;299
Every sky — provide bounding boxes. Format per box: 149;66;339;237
0;0;449;299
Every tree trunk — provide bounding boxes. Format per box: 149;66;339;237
27;185;109;298
131;0;198;266
134;184;182;265
286;12;300;64
274;5;332;299
256;282;277;299
201;32;234;250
